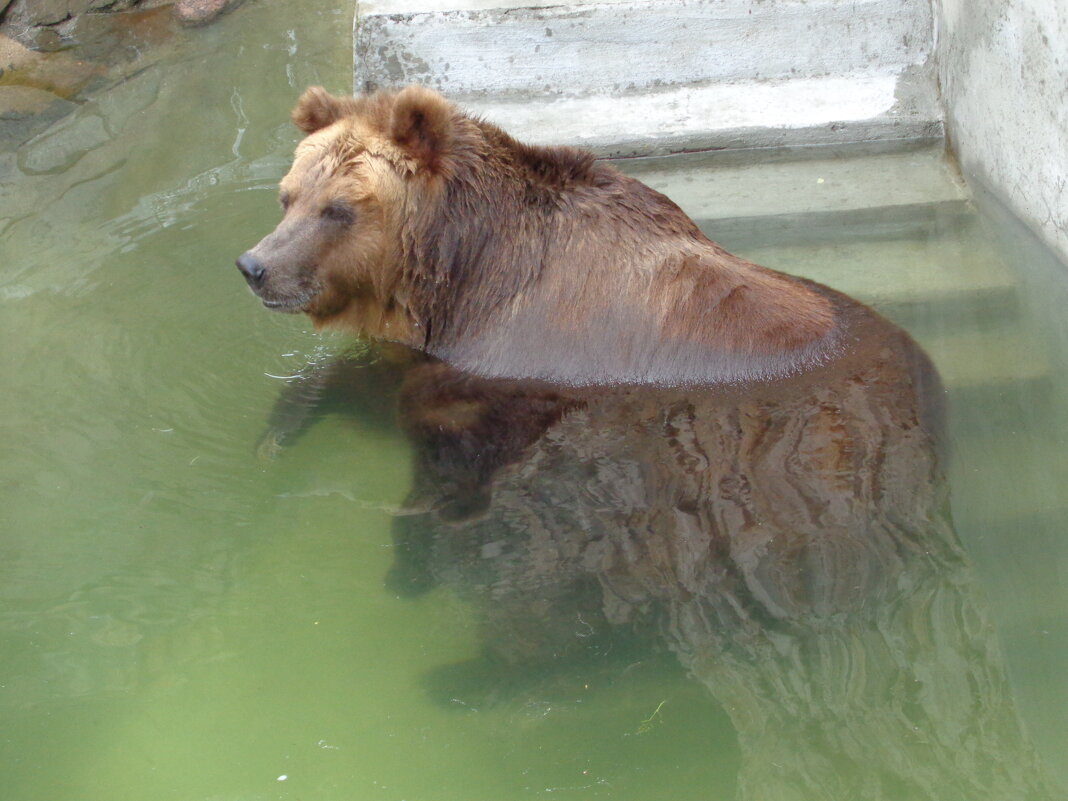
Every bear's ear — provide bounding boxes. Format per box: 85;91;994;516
292;86;361;134
389;85;454;171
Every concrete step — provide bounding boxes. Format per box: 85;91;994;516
617;143;967;228
742;233;1020;331
923;327;1052;398
354;0;942;155
700;201;975;252
620;143;971;249
460;80;942;157
356;0;934;96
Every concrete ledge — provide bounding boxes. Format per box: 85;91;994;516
462;74;943;157
618;141;965;220
702;202;971;251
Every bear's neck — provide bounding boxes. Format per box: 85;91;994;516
400;174;550;348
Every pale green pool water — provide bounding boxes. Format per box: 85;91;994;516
1;1;1067;799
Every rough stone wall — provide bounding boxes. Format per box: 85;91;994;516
936;0;1068;263
0;0;245;149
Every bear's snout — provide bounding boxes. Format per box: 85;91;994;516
236;252;267;288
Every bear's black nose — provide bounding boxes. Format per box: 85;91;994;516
236;253;266;287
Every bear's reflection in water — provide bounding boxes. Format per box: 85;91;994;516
263;298;1050;801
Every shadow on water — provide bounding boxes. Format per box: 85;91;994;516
262;293;1054;800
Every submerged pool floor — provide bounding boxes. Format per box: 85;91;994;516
2;2;1068;799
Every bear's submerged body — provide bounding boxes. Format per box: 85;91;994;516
256;327;1046;801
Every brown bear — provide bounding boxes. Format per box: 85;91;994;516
241;86;1053;800
237;85;842;385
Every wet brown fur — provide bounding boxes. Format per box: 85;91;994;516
243;85;838;384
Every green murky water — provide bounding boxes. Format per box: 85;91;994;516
2;2;1067;799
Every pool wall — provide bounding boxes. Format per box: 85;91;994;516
935;0;1068;265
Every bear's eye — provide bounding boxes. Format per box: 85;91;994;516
279;193;292;210
321;202;354;224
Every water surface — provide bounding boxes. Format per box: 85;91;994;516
2;2;1067;799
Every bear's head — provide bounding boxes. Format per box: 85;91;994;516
235;85;464;342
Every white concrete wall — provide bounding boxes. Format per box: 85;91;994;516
936;0;1068;263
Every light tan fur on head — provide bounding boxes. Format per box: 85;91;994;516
238;93;421;340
